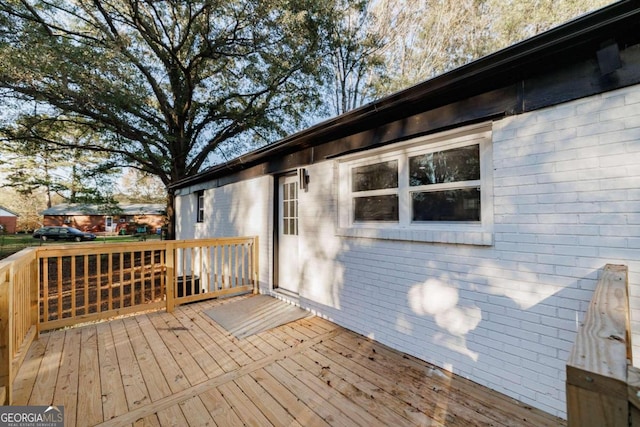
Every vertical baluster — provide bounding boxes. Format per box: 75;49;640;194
71;255;76;318
56;257;62;320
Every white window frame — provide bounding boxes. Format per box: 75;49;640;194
337;123;493;246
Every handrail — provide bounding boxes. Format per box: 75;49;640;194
0;236;259;404
566;264;634;426
0;248;39;405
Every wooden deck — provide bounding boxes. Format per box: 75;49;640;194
13;295;565;426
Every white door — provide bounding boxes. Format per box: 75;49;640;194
278;175;300;293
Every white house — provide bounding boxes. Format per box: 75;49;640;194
171;2;640;419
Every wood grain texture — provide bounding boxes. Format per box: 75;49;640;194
13;296;564;427
566;264;630;427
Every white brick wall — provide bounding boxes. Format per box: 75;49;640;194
176;84;640;418
175;176;274;290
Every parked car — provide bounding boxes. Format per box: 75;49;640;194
33;226;97;242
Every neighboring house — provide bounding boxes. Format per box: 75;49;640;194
171;3;640;419
42;203;165;233
0;206;19;234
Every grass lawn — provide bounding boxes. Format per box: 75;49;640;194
0;233;162;260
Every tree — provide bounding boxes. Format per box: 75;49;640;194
0;0;341;238
0;117;120;207
325;0;386;116
0;186;46;232
117;168;166;204
368;0;615;97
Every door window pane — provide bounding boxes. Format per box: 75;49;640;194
352;160;398;192
282;182;298;235
409;145;479;186
411;188;481;221
354;195;399;222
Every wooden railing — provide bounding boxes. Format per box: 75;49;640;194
566;264;639;426
0;248;39;406
166;237;258;312
0;236;258;404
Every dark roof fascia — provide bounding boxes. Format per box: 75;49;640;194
171;0;640;190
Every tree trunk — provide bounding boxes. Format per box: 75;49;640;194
164;189;176;240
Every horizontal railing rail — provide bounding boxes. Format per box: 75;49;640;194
0;236;258;404
566;264;636;426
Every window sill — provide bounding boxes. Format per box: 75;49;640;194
335;227;493;246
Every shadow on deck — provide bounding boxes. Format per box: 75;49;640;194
13;295;564;426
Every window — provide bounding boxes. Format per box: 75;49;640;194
352;160;398;222
196;190;204;223
338;125;493;245
409;144;481;222
282;181;298;235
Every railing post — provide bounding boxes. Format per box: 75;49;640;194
166;242;175;313
628;366;640;426
31;256;39;337
252;236;259;294
566;264;629;427
0;268;13;405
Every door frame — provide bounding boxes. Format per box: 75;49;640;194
273;171;299;291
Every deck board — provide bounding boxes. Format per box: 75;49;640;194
123;316;172;401
28;329;64;405
96;321;128;422
12;332;49;404
147;311;207;387
248;368;331;427
174;303;241;373
198;387;244;426
53;328;81;427
135;314;191;394
155;405;187;426
78;326;104;425
13;295;566;426
111;319;151;411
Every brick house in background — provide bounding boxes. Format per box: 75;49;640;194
42;203;165;234
0;206;19;234
171;3;640;419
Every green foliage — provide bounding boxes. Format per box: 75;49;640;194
0;116;120;206
0;0;342;237
367;0;615;97
0;0;338;184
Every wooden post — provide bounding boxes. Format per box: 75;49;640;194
628;365;640;426
31;256;39;337
165;242;175;313
566;264;629;427
252;236;259;294
0;267;13;405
